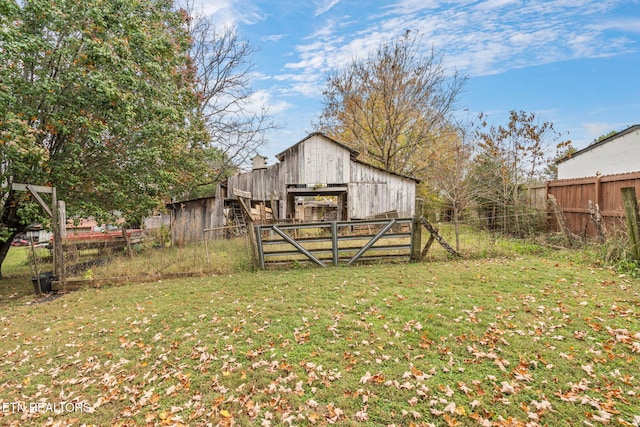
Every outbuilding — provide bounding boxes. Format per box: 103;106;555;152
167;132;420;244
223;132;419;223
557;124;640;179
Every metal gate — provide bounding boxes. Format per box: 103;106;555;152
254;218;414;269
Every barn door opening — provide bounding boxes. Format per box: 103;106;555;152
285;185;348;223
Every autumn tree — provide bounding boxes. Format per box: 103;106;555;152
316;31;466;178
472;111;571;235
0;0;208;278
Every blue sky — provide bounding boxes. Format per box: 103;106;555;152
196;0;640;163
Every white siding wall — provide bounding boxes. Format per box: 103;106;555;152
558;129;640;179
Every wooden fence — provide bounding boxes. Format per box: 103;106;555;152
254;218;414;269
539;172;640;238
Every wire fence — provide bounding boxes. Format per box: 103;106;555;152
13;203;635;293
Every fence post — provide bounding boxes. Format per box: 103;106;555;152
621;187;640;260
548;195;573;247
410;198;423;262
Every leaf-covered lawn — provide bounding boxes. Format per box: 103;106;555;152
1;256;639;426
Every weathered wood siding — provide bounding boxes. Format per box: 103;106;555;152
227;163;284;200
169;198;217;246
279;134;351;185
349;162;416;219
223;133;417;222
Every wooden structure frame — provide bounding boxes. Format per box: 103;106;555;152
11;183;65;292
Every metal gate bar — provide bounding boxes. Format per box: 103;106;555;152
255;218;412;269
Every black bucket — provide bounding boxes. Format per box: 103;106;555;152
31;272;55;294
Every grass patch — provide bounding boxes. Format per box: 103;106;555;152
1;254;639;426
85;237;253;278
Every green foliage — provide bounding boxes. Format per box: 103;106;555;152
589;229;640;278
591;130;618;145
1;0;208;226
0;0;219;277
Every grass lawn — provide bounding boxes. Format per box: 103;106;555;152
0;249;639;426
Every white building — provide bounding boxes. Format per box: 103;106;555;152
557;125;640;179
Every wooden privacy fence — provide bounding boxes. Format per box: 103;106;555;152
546;172;640;238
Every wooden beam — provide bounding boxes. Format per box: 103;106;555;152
410;198;423;262
233;188;252;199
26;185;53;218
548;195;573;247
12;183;65;280
11;183;54;194
419;216;460;257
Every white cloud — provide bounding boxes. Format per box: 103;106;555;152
591;18;640;33
195;0;266;26
245;90;292;116
314;0;341;16
475;0;520;11
261;34;287;43
582;122;624;142
260;0;638;101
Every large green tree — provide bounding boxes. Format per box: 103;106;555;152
0;0;207;278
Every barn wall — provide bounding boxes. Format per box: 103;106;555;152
302;135;351;184
223;133;417;223
279;134;352;185
227;163;283;200
348;162;416;219
169;198;217;246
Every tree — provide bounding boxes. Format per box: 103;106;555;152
591;130;618;145
316;31;466;178
473;111;571;235
542;145;576;180
184;0;277;187
424;120;477;250
0;0;207;278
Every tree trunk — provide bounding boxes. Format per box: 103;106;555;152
0;233;17;280
0;193;25;280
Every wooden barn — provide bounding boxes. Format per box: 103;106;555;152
167;133;419;243
221;132;419;224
